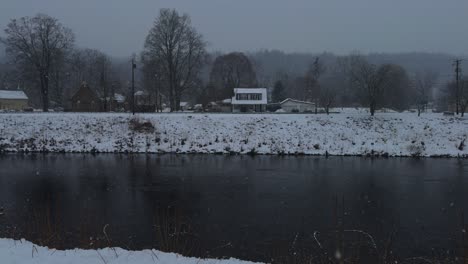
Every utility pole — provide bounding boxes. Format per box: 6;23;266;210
454;59;463;115
132;57;136;115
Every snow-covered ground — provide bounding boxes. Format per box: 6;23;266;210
0;112;466;157
0;238;261;264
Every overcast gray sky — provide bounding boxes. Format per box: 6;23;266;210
1;0;467;56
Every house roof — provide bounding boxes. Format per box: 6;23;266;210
134;91;146;96
71;84;100;101
280;98;315;105
0;90;28;100
233;88;266;94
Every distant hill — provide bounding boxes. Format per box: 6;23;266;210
247;50;458;85
366;52;456;82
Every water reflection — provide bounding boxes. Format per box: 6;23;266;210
0;154;466;262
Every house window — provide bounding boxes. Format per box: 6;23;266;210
236;93;262;101
251;94;262;100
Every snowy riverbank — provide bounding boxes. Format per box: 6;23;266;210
0;238;261;264
0;112;467;157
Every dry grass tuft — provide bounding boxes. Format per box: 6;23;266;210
129;117;155;133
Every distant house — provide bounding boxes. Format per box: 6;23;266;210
180;102;192;111
278;98;316;113
231;88;267;112
193;104;203;112
71;83;102;112
205;101;220;112
133;90;155;112
0;90;29;111
219;98;232;112
205;99;232;112
106;93;126;112
113;93;126;109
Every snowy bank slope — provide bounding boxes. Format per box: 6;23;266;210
0;113;466;157
0;238;261;264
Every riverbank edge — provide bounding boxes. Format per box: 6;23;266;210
0;149;467;158
0;113;467;158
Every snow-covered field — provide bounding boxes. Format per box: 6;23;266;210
0;238;261;264
0;112;466;157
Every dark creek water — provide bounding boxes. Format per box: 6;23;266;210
0;154;467;262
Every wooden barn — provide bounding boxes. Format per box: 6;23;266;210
71;83;102;112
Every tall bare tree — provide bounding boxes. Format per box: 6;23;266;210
305;58;325;99
1;14;74;111
143;9;207;111
209;52;257;99
349;55;391;116
413;70;438;116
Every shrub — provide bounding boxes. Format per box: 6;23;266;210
129;117;155;133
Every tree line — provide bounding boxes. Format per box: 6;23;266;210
1;10;466;115
0;14;124;111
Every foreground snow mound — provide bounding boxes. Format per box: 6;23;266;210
0;113;467;157
0;238;262;264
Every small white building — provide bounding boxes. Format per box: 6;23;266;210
279;98;315;113
0;90;29;111
231;88;267;112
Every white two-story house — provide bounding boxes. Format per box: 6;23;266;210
231;88;267;112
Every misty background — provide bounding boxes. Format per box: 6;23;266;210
1;0;468;56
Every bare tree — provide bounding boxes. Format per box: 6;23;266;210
319;77;338;114
272;80;287;103
68;49;106;88
143;9;207;111
453;59;463;115
381;64;411;111
305;57;326;114
413;70;438;116
96;54;111;111
209;52;257;99
349;55;391;116
1;14;74;111
66;48;113;110
332;56;355;106
140;52;165;111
